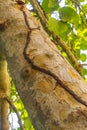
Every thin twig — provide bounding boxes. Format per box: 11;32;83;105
80;64;87;67
4;97;24;130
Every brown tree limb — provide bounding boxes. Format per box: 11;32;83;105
0;54;10;130
28;0;82;74
0;99;9;130
80;64;87;67
19;4;87;107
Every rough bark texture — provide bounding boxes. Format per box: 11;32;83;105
0;0;87;130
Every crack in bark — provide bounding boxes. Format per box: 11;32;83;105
19;4;87;107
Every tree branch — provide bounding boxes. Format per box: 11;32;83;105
28;0;82;74
18;3;87;107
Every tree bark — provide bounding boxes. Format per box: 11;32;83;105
0;0;87;130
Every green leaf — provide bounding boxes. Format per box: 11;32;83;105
80;38;87;50
80;0;85;2
25;0;29;4
59;7;80;26
82;29;87;36
80;53;87;62
82;4;87;13
48;17;71;40
42;0;59;13
24;118;34;130
82;68;87;78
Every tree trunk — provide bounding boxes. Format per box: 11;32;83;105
0;0;87;130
